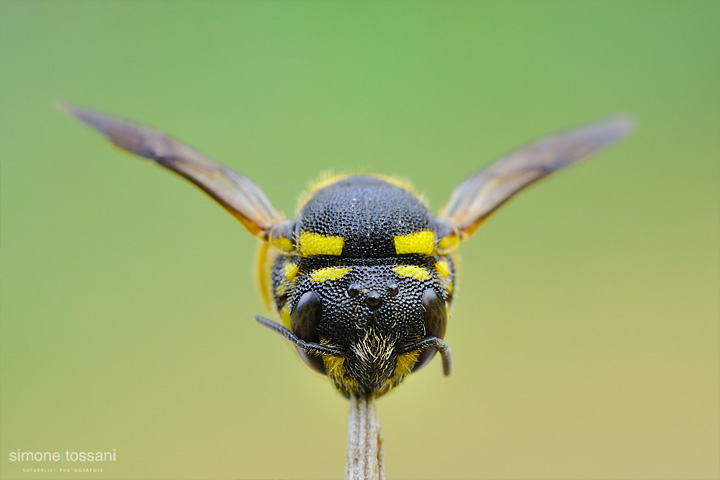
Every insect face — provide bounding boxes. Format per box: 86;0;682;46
61;103;632;398
264;176;456;397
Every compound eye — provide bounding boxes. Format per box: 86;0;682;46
412;289;448;373
422;288;447;339
290;291;326;374
291;291;322;342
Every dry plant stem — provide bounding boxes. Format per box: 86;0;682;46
346;395;385;480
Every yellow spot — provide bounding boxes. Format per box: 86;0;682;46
270;236;294;252
394;351;420;377
310;267;351;283
281;303;291;329
435;259;451;278
394;230;435;255
323;356;345;377
284;262;299;280
393;265;431;281
275;282;287;297
437;234;459;252
299;232;345;256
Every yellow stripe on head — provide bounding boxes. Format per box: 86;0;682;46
393;265;431;281
394;230;435;255
310;267;351;283
299;232;345;256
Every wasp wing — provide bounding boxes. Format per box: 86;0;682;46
59;103;284;237
439;115;634;238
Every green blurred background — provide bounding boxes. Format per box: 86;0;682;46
1;2;718;479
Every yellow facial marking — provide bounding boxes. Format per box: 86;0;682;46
394;230;435;255
394;351;420;377
310;267;351;283
393;265;431;281
323;356;346;377
437;234;459;252
299;232;345;256
435;259;451;278
281;303;291;329
270;236;294;252
275;282;287;297
284;262;299;281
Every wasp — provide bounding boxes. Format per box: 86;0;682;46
61;104;632;398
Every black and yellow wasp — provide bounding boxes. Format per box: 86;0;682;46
62;104;632;398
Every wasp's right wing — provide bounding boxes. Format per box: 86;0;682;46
60;103;285;237
439;115;634;238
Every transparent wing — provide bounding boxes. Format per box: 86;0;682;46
439;115;634;237
59;103;285;237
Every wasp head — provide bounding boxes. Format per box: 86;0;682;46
257;176;455;397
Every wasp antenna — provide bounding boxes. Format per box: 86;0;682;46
437;341;453;377
400;336;453;376
424;337;453;376
254;315;345;357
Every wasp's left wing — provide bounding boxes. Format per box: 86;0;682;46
438;115;634;238
60;103;284;237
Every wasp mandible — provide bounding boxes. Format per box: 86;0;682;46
61;104;632;398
